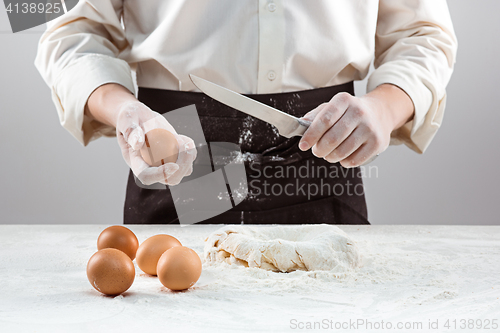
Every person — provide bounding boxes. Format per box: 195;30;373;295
35;0;457;225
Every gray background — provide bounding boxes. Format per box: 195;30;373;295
0;1;498;225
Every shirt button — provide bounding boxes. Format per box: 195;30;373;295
267;3;276;12
267;71;276;81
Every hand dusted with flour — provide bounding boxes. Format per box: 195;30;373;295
204;224;360;273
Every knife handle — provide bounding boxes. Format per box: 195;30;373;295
294;118;311;137
295;117;379;165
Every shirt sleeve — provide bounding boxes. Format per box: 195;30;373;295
367;0;458;153
34;0;135;146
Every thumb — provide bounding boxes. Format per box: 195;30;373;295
127;126;145;150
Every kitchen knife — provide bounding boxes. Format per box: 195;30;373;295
189;74;378;165
189;74;311;138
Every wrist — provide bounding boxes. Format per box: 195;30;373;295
362;84;415;132
85;83;137;127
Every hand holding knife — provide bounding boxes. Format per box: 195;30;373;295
189;74;378;166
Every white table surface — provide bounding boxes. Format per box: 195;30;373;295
0;224;499;333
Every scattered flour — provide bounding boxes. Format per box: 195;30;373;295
238;116;254;146
1;225;499;332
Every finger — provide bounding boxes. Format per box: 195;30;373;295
179;135;198;162
190;145;198;161
175;143;191;166
116;132;131;162
139;163;179;186
178;135;196;150
311;110;359;158
166;164;187;186
165;167;184;186
161;163;181;184
176;136;197;169
300;103;327;122
116;130;128;148
298;104;328;150
324;127;367;164
186;164;193;177
166;175;182;186
299;93;352;151
169;136;197;184
128;146;151;174
339;142;377;168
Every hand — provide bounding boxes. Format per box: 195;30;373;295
298;84;414;168
115;101;197;186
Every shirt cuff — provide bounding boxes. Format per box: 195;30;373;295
367;60;444;154
51;54;135;146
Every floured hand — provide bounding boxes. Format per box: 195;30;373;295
116;101;196;186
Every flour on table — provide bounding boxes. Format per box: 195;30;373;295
204;224;361;273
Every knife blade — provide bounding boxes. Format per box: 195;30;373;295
189;74;310;138
189;74;379;165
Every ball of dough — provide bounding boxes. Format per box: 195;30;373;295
204;224;361;273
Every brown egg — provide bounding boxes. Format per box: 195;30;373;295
87;248;135;296
136;234;182;276
140;128;179;167
157;246;202;291
97;225;139;260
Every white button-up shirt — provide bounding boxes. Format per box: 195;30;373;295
35;0;457;153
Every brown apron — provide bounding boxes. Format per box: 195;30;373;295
124;82;369;225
